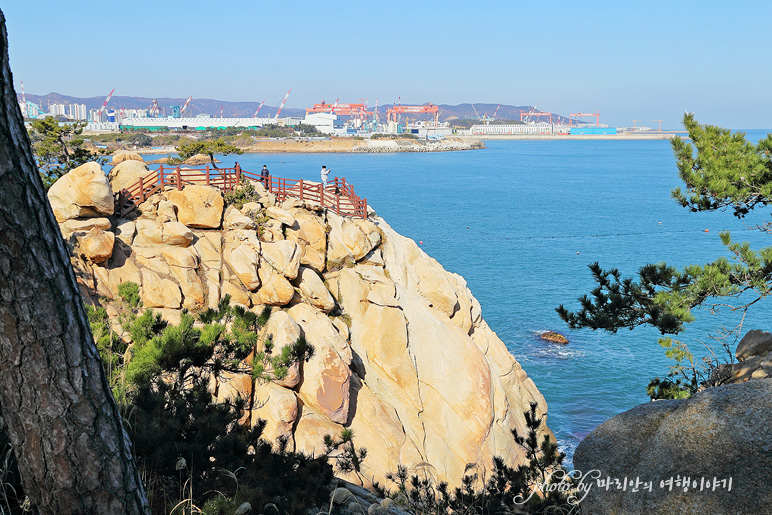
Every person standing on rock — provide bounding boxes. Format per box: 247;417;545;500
320;165;329;191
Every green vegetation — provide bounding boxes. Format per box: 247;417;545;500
28;117;108;188
558;114;772;399
82;290;329;513
173;140;243;168
223;177;261;209
116;281;140;309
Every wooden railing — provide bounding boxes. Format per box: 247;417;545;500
115;163;368;219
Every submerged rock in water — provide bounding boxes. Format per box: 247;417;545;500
540;331;569;344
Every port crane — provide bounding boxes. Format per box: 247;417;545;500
253;99;266;118
521;105;538;123
482;104;501;124
652;119;663;131
520;110;553;124
273;88;292;120
180;96;193;117
471;104;482;121
632;119;641;130
386;104;439;127
95;88;116;119
148;99;162;117
569;112;600;127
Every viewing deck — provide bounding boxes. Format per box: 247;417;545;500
115;163;368;219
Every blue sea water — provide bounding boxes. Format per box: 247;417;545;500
142;129;772;465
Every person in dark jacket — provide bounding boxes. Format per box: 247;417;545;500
260;165;270;186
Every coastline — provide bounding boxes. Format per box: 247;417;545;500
456;132;686;141
134;137;485;155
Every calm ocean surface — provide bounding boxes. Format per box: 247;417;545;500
144;130;772;465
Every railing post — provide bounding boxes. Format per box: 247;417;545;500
300;179;304;201
336;187;340;215
159;165;164;188
176;166;182;191
235;162;241;184
138;177;145;202
206;164;210;186
320;181;324;208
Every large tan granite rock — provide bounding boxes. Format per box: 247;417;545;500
111;151;144;165
326;211;381;266
285;209;327;272
108;159;150;193
166;185;224;229
47;162;114;222
574;380;772;515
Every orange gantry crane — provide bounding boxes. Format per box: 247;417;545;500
306;101;371;117
569;112;600;126
386;104;439;126
520;111;553;124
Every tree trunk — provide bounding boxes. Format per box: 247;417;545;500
0;10;148;514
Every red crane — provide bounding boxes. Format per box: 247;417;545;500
96;88;116;118
274;88;292;120
520;111;553;124
386;104;439;126
180;96;193;116
253;99;266;118
569;112;600;127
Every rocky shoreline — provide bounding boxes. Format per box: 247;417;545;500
48;153;548;489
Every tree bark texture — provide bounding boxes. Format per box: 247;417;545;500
0;10;148;514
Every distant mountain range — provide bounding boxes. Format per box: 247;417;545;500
21;92;573;124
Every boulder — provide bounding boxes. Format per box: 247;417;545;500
166;186;224;229
111;151;144;165
108;159;150;194
161;247;204;308
59;217;112;239
76;227;115;264
263;311;303;388
241;202;263;216
253;265;294;305
183;153;219;165
47;162;114;222
260;219;285;242
260;240;301;279
250;383;298;444
540;331;569;344
289;303;352;423
155;199;177;223
265;206;295;226
223;206;256;230
221;282;251;308
326;212;381;267
574;380;772;515
140;268;181;309
285;209;327;272
292;266;336;312
736;329;772;361
223;230;262;291
134;220;193;247
114;220;136;246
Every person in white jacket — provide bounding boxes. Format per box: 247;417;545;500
321;165;329;190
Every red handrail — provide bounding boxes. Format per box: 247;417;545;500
115;163;367;219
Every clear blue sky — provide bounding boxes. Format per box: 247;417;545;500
3;1;770;129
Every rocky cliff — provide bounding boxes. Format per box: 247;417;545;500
48;155;549;487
